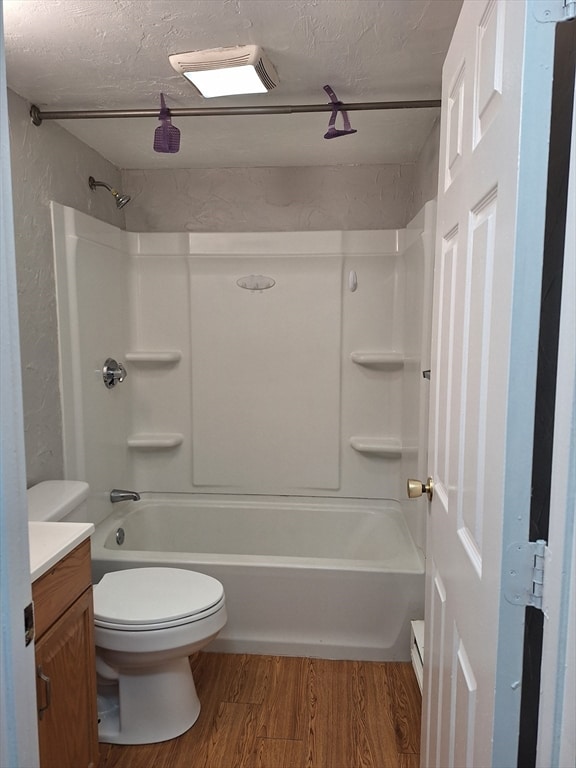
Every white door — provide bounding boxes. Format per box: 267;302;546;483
421;2;561;766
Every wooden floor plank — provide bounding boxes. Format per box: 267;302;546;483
96;740;178;768
386;663;422;755
200;701;259;768
225;653;272;705
192;651;238;703
306;658;400;768
305;657;332;768
399;753;421;768
255;737;305;768
257;655;307;741
356;661;405;768
97;652;422;768
334;661;378;768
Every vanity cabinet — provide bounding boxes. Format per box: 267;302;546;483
32;538;99;768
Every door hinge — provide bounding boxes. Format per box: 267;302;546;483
503;539;547;610
24;601;35;646
534;0;576;22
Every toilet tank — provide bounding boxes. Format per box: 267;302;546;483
27;480;90;522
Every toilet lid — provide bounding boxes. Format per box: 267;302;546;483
93;567;224;627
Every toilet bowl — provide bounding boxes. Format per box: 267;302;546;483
93;567;227;745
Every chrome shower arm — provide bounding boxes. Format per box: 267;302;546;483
88;176;131;209
88;176;113;193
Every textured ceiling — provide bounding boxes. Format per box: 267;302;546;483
3;0;462;169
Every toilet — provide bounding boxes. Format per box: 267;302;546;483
93;567;227;745
27;480;227;746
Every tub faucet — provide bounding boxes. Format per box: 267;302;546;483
110;489;141;503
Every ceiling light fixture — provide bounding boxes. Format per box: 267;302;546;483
168;45;279;99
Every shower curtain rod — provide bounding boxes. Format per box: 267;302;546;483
30;99;441;125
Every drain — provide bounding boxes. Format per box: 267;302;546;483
115;527;125;546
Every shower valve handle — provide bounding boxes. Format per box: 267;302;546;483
102;358;127;389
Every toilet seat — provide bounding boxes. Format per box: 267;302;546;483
93;567;225;631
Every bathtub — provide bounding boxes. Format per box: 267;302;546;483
90;494;424;661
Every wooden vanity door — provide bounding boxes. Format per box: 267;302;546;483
35;588;98;768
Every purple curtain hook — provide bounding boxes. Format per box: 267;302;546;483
159;92;169;119
323;85;357;139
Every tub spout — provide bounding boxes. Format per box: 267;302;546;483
110;489;141;503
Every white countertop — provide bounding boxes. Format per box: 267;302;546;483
29;521;95;581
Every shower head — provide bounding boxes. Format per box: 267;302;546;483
88;176;131;209
114;192;131;209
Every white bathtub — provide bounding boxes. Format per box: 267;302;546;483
90;495;424;661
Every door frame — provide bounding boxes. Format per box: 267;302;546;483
0;9;40;768
490;5;561;763
535;49;576;767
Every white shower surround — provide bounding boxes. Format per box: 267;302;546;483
52;201;433;660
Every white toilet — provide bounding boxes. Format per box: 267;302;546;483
93;566;227;744
26;480;227;746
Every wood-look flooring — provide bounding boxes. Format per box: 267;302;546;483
97;652;421;768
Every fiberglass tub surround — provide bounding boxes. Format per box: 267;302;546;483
52;201;434;660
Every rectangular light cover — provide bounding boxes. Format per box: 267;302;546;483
183;65;268;98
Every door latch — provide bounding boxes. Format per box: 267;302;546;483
24;602;34;646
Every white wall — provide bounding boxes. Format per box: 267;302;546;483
8;89;125;485
407;117;440;223
121;164;417;232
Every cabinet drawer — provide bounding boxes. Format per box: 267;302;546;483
33;539;92;639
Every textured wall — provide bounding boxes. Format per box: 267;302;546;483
407;118;441;222
122;164;417;232
8;88;125;486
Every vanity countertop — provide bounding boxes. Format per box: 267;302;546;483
29;521;95;581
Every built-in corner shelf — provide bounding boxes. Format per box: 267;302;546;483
125;351;182;364
349;437;402;457
127;433;183;450
350;351;404;368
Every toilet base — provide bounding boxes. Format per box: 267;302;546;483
97;656;201;744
